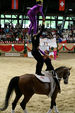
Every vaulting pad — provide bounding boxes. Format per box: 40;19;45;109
35;71;56;96
35;71;53;83
35;74;50;83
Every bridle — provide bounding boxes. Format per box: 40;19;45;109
56;68;70;82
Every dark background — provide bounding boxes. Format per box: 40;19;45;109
0;0;75;16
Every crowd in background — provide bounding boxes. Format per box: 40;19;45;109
0;23;75;43
0;23;26;43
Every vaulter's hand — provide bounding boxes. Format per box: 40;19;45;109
42;18;45;22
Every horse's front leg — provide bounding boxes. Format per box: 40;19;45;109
11;110;15;113
11;108;28;113
47;99;54;113
47;108;52;113
23;108;28;113
47;90;58;113
53;105;60;113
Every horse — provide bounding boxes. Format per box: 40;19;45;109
0;66;71;113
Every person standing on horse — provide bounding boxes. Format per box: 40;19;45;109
27;0;45;35
31;20;61;92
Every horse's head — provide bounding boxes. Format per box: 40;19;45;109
63;67;71;84
55;66;71;84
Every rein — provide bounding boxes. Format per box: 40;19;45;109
55;71;64;81
58;77;62;81
53;73;62;81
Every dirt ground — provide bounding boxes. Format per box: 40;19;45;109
0;53;75;113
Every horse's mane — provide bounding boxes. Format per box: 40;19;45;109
55;66;67;71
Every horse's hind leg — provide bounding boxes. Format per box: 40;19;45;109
20;98;28;113
12;92;22;113
20;98;26;111
20;94;33;113
20;98;29;113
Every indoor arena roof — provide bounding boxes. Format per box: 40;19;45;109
0;0;75;16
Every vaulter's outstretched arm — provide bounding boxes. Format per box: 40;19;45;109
32;21;45;49
39;6;45;20
37;21;45;37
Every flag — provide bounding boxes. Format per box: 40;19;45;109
12;0;18;10
59;0;65;11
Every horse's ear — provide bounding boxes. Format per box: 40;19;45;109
69;67;72;70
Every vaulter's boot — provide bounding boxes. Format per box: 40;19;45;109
52;70;61;93
36;72;44;76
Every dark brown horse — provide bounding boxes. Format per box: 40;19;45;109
0;66;71;113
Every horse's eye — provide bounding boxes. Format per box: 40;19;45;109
68;72;70;76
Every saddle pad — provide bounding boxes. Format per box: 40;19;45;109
35;74;50;83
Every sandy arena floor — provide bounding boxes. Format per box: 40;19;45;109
0;53;75;113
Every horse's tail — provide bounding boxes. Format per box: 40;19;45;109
0;76;19;111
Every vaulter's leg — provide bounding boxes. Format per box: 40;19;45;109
28;23;33;36
44;57;54;71
28;14;34;35
32;49;44;75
